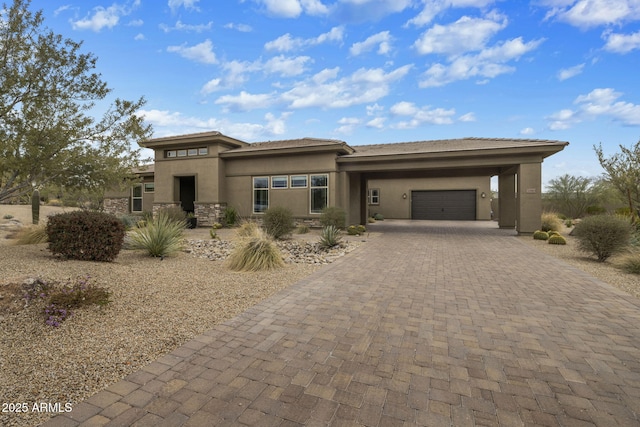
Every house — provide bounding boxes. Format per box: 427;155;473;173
103;131;568;234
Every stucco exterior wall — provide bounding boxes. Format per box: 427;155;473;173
366;176;492;220
224;152;339;219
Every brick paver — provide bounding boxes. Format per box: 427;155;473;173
43;221;640;426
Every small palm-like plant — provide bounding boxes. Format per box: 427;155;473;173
227;229;284;271
319;225;342;249
128;211;185;257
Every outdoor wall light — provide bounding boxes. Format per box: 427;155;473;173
402;193;407;199
481;192;487;198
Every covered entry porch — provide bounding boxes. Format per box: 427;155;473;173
335;138;568;235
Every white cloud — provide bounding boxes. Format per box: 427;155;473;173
335;117;361;134
282;65;412;109
350;31;392;56
603;30;640;53
390;101;457;127
256;0;329;18
459;112;476;122
367;103;385;116
366;117;386;128
520;127;535;135
71;2;138;32
557;63;584;80
413;12;508;56
541;0;640;28
160;20;213;33
167;39;217;64
138;109;289;140
547;87;640;130
224;23;253;32
134;33;145;41
201;78;222;94
168;0;200;12
407;0;499;27
419;37;544;87
214;91;275;112
264;55;313;76
265;27;344;52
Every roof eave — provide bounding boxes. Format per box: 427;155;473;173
139;132;249;150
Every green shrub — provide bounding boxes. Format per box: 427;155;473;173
573;215;631;262
320;207;346;229
296;224;310;234
374;213;384;221
211;222;223;229
356;225;366;234
13;225;48;245
227;231;284;271
119;215;138;230
263;206;294;239
223;206;239;227
548;234;567;245
46;211;125;262
319;225;342;249
3;214;13;219
533;230;549;240
209;228;218;239
347;225;358;235
540;212;562;232
128;210;185;257
565;219;574;228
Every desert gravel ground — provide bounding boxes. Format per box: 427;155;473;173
1;207;639;427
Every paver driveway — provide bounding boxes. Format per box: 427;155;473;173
44;221;640;426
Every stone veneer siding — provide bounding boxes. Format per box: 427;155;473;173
194;202;226;227
152;202;182;217
103;198;129;216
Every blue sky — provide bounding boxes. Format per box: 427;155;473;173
28;0;640;186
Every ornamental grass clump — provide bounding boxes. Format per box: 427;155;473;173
128;210;185;257
12;224;48;245
319;225;342;249
541;212;562;232
227;229;284;271
573;214;631;262
616;251;640;274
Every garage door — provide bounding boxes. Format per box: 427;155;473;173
411;190;476;220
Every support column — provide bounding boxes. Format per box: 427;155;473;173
516;162;542;235
498;172;516;229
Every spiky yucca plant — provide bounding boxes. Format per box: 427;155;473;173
128;211;185;257
319;225;342;249
227;229;284;271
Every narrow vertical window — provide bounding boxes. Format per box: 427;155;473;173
132;185;143;212
253;177;269;213
368;188;380;205
310;174;328;214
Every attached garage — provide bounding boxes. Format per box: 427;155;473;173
411;190;476;220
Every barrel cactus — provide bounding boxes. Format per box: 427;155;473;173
548;234;567;245
533;230;549;240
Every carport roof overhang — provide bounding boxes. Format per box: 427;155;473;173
336;138;569;175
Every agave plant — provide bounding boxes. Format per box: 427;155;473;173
128;211;185;257
319;225;342;249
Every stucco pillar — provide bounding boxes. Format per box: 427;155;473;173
498;172;516;229
516;162;542;235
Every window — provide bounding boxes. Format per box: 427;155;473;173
165;147;208;158
132;185;143;212
271;176;288;189
368;188;380;205
253;177;269;213
290;175;307;188
310;174;328;214
144;183;155;193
